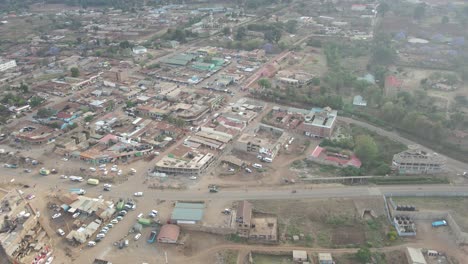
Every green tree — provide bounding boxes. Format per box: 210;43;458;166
126;100;136;108
29;96;44;107
84;115;94;122
222;27;231;36
442;16;449;24
285;20;298;33
36;108;56;118
119;40;132;49
70;67;80;77
413;3;426;21
377;2;390;17
355;246;372;263
19;83;29;93
235;27;246;41
354;135;378;165
258;78;272;89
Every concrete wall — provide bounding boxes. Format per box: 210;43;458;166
179;224;236;236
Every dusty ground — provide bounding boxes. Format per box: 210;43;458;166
251;198;389;248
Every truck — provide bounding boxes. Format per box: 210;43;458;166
87;178;99;185
69;188;86;195
432;220;448;227
138;217;152;226
116;201;125;211
147;230;157;244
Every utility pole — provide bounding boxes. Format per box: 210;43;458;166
165;251;168;264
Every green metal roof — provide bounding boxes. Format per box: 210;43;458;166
171;202;205;221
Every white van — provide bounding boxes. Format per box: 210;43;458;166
245;167;252;173
263;157;273;163
134;233;142;241
87;241;96;247
252;163;263;169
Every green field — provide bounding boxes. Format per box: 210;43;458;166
252;254;294;264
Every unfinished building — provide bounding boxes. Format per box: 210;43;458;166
392;145;446;174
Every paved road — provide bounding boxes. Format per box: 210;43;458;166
338;116;468;172
100;184;468;202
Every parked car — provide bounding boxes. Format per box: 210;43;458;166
96;233;106;238
134;192;143;197
57;229;65;236
110;219;118;224
118;210;128;216
107;223;115;228
89;167;96;172
87;241;96;247
72;212;80;219
26;194;35;200
24;169;32;173
134;233;141;241
60;175;68;179
52;213;61;219
116;216;123;221
189;176;197;180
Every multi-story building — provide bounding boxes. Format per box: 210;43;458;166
235;201;278;243
392;145;446;174
154;146;216;176
0;60;16;72
298;107;337;138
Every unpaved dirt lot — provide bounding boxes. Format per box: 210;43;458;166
251;198;389;248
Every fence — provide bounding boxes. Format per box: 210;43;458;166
386;195;468;244
179;223;236;236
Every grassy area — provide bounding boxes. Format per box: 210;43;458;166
252;254;294;264
220;250;238;264
392;197;468;231
369;176;449;185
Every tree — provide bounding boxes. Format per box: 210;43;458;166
442;16;449;24
19;83;29;93
258;78;272;89
285;20;298;34
29;96;44;107
222;27;231;36
413;3;426;21
354;135;378;165
84;115;94;122
377;2;390;17
36;108;55;118
126;100;136;108
119;40;132;49
235;27;246;41
355;247;372;263
70;67;80;77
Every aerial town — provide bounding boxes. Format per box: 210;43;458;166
0;0;467;263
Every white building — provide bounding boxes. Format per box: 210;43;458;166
0;60;17;72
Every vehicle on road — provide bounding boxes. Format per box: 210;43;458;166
89;167;96;172
26;194;35;200
24;169;31;173
103;184;112;191
432;220;448;227
134;233;141;241
118;210;127;216
134;192;143;197
189;176;197;180
69;176;83;182
57;229;65;236
72;212;80;218
147;231;157;243
39;168;50;175
69;188;86;195
87;178;99;185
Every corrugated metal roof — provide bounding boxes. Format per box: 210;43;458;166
171;208;204;221
175;202;205;209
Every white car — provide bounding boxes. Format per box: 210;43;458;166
60;175;68;179
100;228;109;234
99;167;106;171
189;176;197;180
96;233;105;238
89;167;96;172
52;213;61;219
110;167;118;172
134;233;141;241
62;157;68;161
134;192;143;197
99;164;106;168
110;219;118;224
72;212;80;218
87;241;96;247
57;229;65;236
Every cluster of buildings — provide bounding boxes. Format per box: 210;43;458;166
0;190;53;264
267;106;338;138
